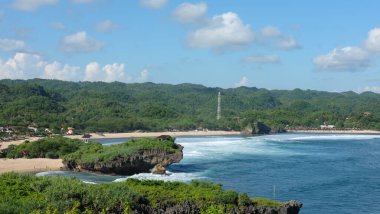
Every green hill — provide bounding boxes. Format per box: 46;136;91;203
0;79;379;134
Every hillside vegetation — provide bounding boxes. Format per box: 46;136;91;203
0;79;379;134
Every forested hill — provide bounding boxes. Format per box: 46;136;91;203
0;78;380;133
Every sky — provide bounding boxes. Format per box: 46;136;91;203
0;0;380;93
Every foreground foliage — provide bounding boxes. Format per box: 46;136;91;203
0;173;283;214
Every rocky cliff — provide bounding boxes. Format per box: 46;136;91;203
63;137;183;175
135;200;302;214
67;145;183;175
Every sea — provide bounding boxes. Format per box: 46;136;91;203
37;133;380;214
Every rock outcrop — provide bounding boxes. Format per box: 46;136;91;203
135;200;302;214
152;163;166;174
241;122;272;135
63;144;183;175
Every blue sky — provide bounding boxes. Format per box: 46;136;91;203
0;0;380;93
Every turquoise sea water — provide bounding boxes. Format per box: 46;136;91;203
38;134;380;213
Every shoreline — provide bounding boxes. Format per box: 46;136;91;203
0;158;64;174
66;130;241;140
286;129;380;134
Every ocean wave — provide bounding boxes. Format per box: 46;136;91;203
288;134;380;141
113;171;200;183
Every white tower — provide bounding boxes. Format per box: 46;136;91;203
217;92;221;120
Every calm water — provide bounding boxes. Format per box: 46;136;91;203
38;133;380;213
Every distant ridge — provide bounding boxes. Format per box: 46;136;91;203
0;78;379;133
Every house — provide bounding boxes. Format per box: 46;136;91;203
363;112;372;116
66;127;75;135
81;134;92;143
320;125;335;129
5;127;13;134
28;126;38;132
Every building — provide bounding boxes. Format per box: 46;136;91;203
66;127;75;135
320;125;335;129
81;134;92;143
27;126;38;132
363;112;372;116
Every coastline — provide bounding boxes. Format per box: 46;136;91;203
65;130;241;140
0;158;64;174
286;129;380;134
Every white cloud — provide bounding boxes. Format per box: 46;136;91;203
50;22;65;30
278;37;301;50
0;52;46;79
103;63;130;82
0;53;143;83
313;46;371;72
44;61;81;81
85;62;131;82
244;54;280;64
60;31;104;53
188;12;254;50
140;0;168;9
12;0;59;11
357;86;380;94
137;69;149;82
0;38;26;52
84;62;102;81
96;20;119;32
364;28;380;53
173;2;207;23
235;76;249;87
260;26;282;38
72;0;93;3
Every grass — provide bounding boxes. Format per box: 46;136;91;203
252;197;284;208
63;137;180;164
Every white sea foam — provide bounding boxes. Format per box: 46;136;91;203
36;171;67;176
113;171;200;183
82;180;97;184
288;134;380;141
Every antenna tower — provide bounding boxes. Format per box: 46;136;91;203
217;92;221;120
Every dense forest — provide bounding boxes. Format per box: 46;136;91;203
0;79;379;134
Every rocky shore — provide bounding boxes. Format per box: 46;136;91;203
135;200;302;214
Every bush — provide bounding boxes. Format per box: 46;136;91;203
5;136;84;159
0;173;285;213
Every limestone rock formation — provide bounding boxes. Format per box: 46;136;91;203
136;200;302;214
152;164;166;174
63;143;183;175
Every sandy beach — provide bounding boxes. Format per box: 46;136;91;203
0;137;41;150
286;129;380;134
0;158;64;174
66;130;241;140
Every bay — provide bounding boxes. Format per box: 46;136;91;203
38;133;380;213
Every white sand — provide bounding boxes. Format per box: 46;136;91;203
66;130;241;140
0;158;64;174
0;137;41;150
